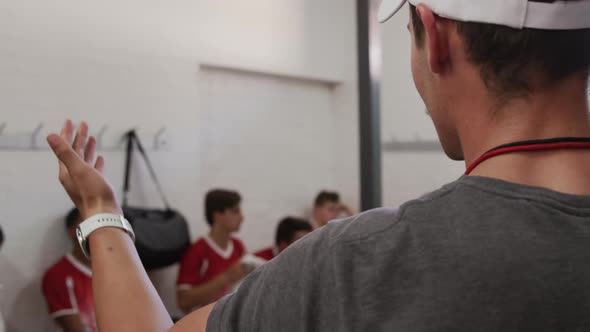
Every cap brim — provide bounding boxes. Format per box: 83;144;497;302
378;0;408;23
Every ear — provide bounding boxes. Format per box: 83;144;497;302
416;4;450;75
212;210;224;220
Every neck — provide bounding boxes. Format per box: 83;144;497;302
71;246;91;268
458;77;590;194
208;225;231;249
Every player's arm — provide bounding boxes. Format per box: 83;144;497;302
339;203;355;216
170;303;215;332
55;315;85;332
176;263;243;312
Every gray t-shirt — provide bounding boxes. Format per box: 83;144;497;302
207;176;590;331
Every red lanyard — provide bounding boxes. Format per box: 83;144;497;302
465;137;590;175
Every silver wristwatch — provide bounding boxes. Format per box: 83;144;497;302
76;213;135;260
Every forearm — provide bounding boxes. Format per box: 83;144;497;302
342;204;355;216
89;226;173;331
177;275;230;312
170;303;215;332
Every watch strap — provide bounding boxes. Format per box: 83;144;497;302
77;213;135;260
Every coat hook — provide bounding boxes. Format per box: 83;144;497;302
31;123;44;149
154;127;166;150
96;125;108;149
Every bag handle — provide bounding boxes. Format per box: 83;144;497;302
122;130;171;209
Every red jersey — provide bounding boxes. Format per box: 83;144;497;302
254;247;278;261
42;254;96;332
177;236;245;302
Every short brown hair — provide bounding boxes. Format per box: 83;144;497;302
314;191;340;207
205;189;241;226
65;208;81;229
275;217;312;246
410;1;590;98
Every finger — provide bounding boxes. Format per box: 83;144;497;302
72;121;89;156
94;156;105;173
58;157;70;179
47;134;85;174
84;136;97;164
57;120;74;178
61;120;74;145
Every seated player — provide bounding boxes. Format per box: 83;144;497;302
42;208;96;332
255;217;312;261
311;191;355;228
176;189;250;313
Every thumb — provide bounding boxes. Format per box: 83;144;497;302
47;134;84;171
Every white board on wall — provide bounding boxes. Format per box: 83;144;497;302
198;66;336;251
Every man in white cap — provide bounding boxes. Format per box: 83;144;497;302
46;0;590;330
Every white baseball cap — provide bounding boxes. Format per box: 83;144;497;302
378;0;590;30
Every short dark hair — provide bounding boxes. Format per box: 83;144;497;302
0;224;4;248
275;217;312;246
314;191;340;207
410;1;590;99
205;189;241;226
65;208;81;229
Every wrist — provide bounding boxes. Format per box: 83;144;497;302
82;201;122;220
78;213;135;260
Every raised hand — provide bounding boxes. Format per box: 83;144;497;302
47;120;121;219
339;203;355;217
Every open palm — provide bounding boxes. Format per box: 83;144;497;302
47;120;121;219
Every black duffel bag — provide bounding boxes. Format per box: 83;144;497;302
122;130;190;270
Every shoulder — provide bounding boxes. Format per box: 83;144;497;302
207;180;469;330
326;208;401;240
182;238;208;259
231;238;246;251
42;256;69;288
320;180;465;246
395;177;488;224
43;256;69;280
189;237;208;252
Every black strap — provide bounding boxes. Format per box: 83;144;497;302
123;131;133;206
122;130;171;209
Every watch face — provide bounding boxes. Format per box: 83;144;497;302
76;227;84;244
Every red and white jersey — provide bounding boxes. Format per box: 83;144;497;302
254;247;278;261
42;254;96;332
177;236;245;301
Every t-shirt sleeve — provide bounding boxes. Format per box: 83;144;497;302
177;245;204;290
41;270;77;318
254;248;272;261
206;221;340;332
